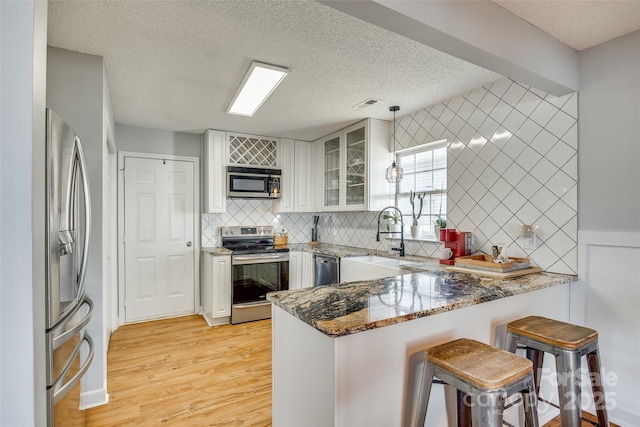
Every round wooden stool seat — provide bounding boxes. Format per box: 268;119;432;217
414;338;539;427
507;316;598;349
426;338;533;390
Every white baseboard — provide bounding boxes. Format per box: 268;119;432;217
608;405;640;427
537;404;560;425
80;388;109;410
203;313;230;326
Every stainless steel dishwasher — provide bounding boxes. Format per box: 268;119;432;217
314;254;339;286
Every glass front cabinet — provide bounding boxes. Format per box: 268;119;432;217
318;119;389;212
323;132;341;208
345;124;366;207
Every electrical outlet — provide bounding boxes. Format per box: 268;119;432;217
522;235;537;250
521;225;538;250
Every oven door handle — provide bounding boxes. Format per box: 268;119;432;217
233;255;289;265
233;301;271;309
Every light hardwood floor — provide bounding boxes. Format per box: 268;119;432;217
86;315;271;426
87;315;612;426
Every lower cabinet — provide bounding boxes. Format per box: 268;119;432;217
201;252;231;326
302;252;313;288
289;251;314;290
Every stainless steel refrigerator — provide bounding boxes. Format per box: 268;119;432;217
45;108;94;427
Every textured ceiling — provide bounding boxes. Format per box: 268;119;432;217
47;0;500;140
48;1;640;141
493;0;640;51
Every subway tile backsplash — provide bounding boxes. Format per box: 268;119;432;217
202;77;577;274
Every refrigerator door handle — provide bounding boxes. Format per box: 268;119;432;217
51;296;94;350
75;136;91;299
51;334;94;405
57;135;91;305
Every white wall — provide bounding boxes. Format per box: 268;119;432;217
575;31;640;426
0;1;48;425
46;47;110;407
115;123;201;158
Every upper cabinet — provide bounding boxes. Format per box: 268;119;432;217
204;120;390;213
322;131;341;208
203;129;226;213
227;132;279;167
318;119;390;212
294;141;315;212
274;139;316;213
204;130;283;213
276;138;296;212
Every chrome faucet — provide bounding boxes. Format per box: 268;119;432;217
376;206;405;257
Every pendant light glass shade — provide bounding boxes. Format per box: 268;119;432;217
386;106;403;183
385;162;403;183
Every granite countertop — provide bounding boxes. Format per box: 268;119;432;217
201;246;233;255
286;243;441;271
267;269;576;338
201;242;439;271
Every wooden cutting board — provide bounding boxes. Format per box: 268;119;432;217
445;265;542;278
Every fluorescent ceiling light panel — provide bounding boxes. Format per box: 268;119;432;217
227;61;289;117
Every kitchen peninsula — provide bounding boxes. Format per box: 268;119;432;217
268;268;575;427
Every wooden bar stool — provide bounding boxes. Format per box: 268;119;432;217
414;338;539;427
505;316;610;427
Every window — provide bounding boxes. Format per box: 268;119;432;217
396;141;447;238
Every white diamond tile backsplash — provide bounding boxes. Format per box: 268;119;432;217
201;77;577;274
395;77;577;273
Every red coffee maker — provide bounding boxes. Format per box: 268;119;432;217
439;229;472;265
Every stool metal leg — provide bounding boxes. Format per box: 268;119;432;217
457;390;472;426
522;374;540;427
505;331;518;354
587;349;610;427
414;361;435;427
472;391;504;427
526;348;544;396
555;350;582;427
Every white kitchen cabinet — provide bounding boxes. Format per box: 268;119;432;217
301;252;314;288
318;118;390;212
201;252;231;326
203;130;226;213
312;138;324;212
226;132;279;167
274;140;315;213
289;251;302;290
289;251;314;290
275;138;295;212
294;141;315;212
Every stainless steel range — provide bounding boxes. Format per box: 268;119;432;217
221;226;289;324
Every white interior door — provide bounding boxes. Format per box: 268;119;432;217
123;157;195;322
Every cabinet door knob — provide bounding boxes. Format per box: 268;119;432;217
186;241;192;247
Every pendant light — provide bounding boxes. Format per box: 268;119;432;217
385;106;403;183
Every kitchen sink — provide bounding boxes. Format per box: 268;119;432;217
341;255;411;282
345;255;413;268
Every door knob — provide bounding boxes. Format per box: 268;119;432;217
186;241;192;247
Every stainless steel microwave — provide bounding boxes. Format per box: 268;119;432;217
227;166;281;199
